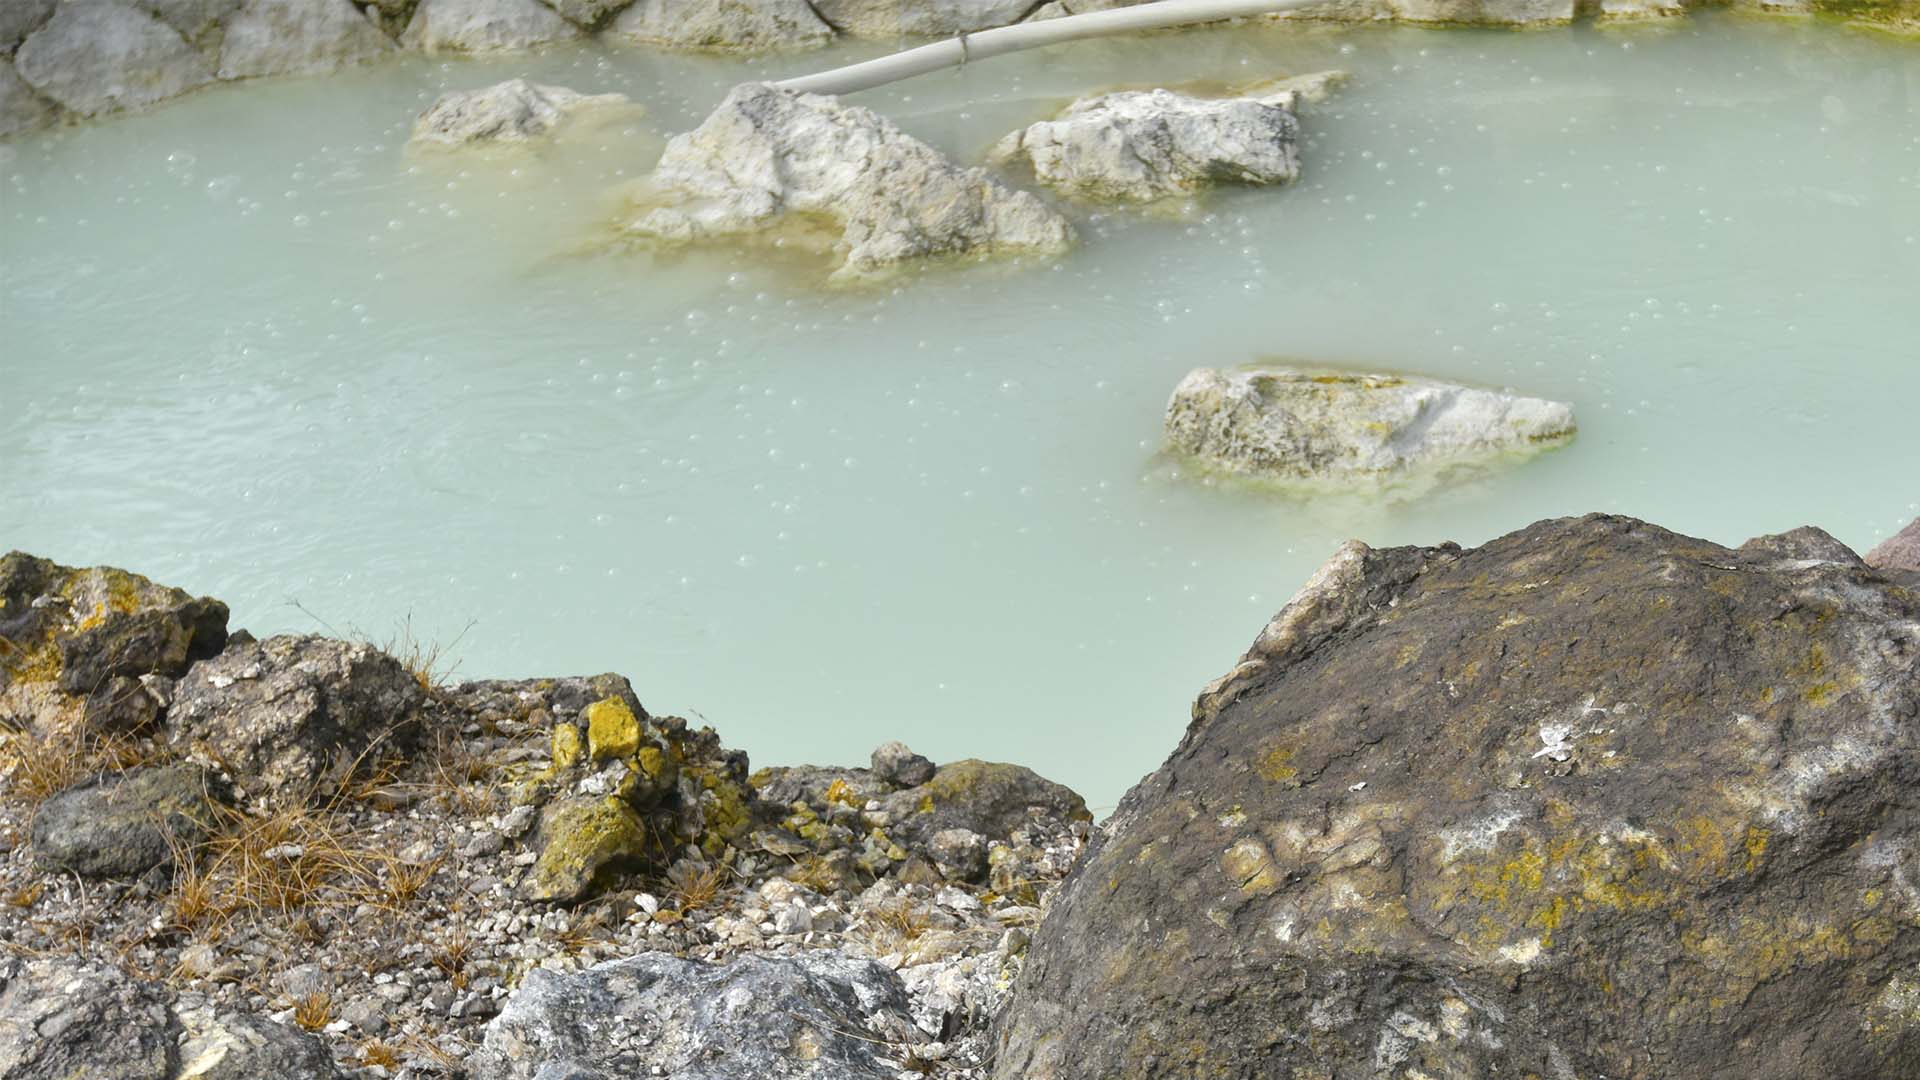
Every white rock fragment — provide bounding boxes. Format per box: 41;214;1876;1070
1163;365;1576;486
410;79;634;148
623;82;1074;283
990;74;1345;205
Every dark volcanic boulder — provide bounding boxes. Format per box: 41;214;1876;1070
995;514;1920;1080
31;763;228;878
167;634;426;805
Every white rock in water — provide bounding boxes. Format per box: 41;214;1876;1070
13;0;214;116
1163;365;1576;483
625;82;1074;283
991;76;1343;205
219;0;394;80
608;0;832;50
410;79;632;146
400;0;580;52
810;0;1033;36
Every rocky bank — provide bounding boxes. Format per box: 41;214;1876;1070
3;0;1915;140
5;510;1918;1078
0;551;1088;1078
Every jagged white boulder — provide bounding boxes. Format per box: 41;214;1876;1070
810;0;1034;36
607;0;833;51
624;82;1074;282
991;74;1344;205
13;0;214;116
400;0;580;52
1164;365;1577;484
218;0;394;80
410;78;633;146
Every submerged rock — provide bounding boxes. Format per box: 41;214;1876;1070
409;78;632;146
400;0;580;51
472;951;922;1080
995;514;1920;1079
30;763;228;878
1163;364;1576;486
1867;515;1920;573
12;0;214;116
991;76;1344;205
607;0;834;50
166;634;427;805
623;82;1074;282
217;0;394;80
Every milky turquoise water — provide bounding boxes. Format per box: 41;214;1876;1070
3;15;1917;810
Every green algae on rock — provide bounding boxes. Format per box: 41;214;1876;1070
995;514;1920;1080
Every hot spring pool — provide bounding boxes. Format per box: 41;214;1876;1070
3;13;1916;809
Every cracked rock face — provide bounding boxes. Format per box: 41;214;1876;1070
994;514;1920;1080
991;78;1342;205
13;0;215;115
472;951;924;1079
1163;364;1576;487
607;0;833;51
217;0;394;80
400;0;580;52
0;956;180;1078
623;82;1074;282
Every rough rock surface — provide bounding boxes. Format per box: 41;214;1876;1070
872;738;936;788
991;79;1337;204
0;955;180;1078
0;60;53;140
12;0;214;115
811;0;1034;36
1868;515;1920;573
0;551;228;731
174;1004;346;1079
1164;364;1576;486
996;514;1920;1080
609;0;833;50
217;0;394;80
166;634;427;804
624;82;1074;282
472;951;923;1080
400;0;580;51
0;0;56;51
30;763;227;878
410;77;631;146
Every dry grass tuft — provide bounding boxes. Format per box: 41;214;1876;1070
383;615;471;695
359;1039;403;1069
432;925;474;990
292;990;333;1032
668;863;731;915
786;855;843;895
4;882;44;909
865;898;933;948
381;854;443;911
0;719;155;813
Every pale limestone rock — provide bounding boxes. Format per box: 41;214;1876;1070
992;78;1346;205
811;0;1034;36
1164;365;1576;485
134;0;245;40
409;78;632;146
0;0;55;52
13;0;214;116
0;58;55;138
625;82;1073;282
401;0;581;52
608;0;832;51
218;0;394;80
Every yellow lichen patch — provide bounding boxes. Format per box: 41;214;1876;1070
1258;746;1299;784
549;723;585;772
824;778;860;807
1221;837;1283;896
585;697;642;762
522;796;650;903
1742;826;1769;872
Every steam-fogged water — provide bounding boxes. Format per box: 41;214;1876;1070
4;14;1917;809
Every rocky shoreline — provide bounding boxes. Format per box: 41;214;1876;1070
4;513;1918;1077
4;0;1917;141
